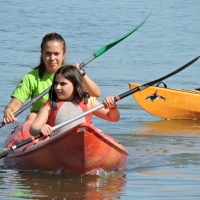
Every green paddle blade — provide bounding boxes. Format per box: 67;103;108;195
94;13;152;57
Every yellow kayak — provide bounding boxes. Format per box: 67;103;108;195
129;82;200;120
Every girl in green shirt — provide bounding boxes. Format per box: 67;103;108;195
3;32;100;124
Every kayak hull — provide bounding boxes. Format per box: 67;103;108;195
3;122;128;175
129;82;200;120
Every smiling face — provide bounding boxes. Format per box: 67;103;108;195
54;73;74;101
42;41;66;74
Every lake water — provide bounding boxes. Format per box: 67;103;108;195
0;0;200;199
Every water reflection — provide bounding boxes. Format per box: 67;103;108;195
126;166;200;199
134;119;200;137
0;169;127;199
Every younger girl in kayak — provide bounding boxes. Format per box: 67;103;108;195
30;65;120;136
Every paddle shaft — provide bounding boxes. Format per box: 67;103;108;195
22;54;200;132
0;56;95;129
115;55;200;101
7;56;96;118
0;14;151;129
0;55;199;159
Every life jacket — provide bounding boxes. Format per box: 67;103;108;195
46;98;92;134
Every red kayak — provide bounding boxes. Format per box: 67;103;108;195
2;121;128;175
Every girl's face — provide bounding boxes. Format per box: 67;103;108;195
42;41;65;74
54;74;74;100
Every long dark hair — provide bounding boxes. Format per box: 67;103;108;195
49;65;89;109
34;32;67;78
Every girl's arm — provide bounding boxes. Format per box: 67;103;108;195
29;104;52;136
93;96;120;122
3;98;23;124
73;63;101;97
81;71;101;97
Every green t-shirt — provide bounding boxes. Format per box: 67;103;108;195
11;68;54;113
